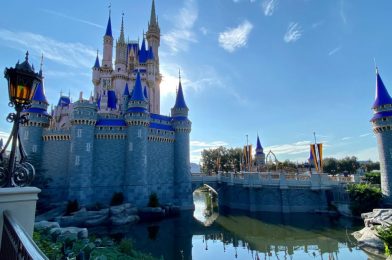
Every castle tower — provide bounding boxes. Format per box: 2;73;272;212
255;135;265;169
102;12;113;69
371;68;392;204
92;51;100;87
171;76;193;209
115;14;127;71
20;59;50;163
124;71;150;206
146;0;160;63
68;96;97;205
121;83;130;114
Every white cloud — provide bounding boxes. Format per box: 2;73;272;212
340;0;347;25
0;131;9;144
40;9;104;29
283;22;302;43
265;140;312;156
218;20;253;53
199;27;208;35
0;29;96;68
328;46;342;56
360;133;372;138
190;140;229;163
162;0;198;54
262;0;278;16
311;20;324;29
341;136;352;141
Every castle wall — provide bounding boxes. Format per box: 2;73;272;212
147;139;174;205
93;132;126;205
375;132;392;202
41;139;70;203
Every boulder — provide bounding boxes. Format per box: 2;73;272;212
362;209;392;228
35;204;67;222
352;226;384;255
56;208;109;227
111;215;140;226
34;221;60;232
51;226;88;242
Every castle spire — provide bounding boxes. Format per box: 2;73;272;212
149;0;158;26
256;135;263;150
119;12;125;43
39;53;44;77
94;50;100;68
130;71;146;101
105;8;112;37
174;71;188;109
373;67;392;109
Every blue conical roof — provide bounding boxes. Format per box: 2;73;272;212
147;46;154;60
256;135;263;150
144;86;149;99
94;54;100;68
105;15;112;37
123;83;130;96
139;38;148;63
130;72;146;101
32;83;48;104
373;69;392;108
174;81;188;109
107;90;117;109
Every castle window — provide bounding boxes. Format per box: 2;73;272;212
86;143;91;152
32;145;37;153
24;130;29;140
129;142;133;151
75;155;80;166
77;129;83;138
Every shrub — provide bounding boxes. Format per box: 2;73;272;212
377;225;392;256
118;239;134;256
110;192;124;206
347;184;382;216
148;193;159;208
364;172;381;185
65;200;79;215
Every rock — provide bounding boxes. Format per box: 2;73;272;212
362;209;392;228
56;208;109;227
50;227;88;242
111;215;140;226
35;204;67;222
34;221;60;232
352;227;384;251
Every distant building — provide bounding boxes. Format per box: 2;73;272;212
371;68;392;204
19;0;193;209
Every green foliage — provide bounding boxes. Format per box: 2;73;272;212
65;200;80;215
364;172;381;185
111;192;124;206
33;230;157;260
323;156;360;175
148;192;160;208
201;146;243;173
377;225;392;256
347;183;382;216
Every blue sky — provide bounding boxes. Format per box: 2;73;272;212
0;0;391;163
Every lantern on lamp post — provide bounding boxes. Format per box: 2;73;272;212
0;51;41;187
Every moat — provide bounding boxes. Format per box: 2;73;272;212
88;190;378;260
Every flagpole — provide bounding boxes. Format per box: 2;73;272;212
313;132;321;172
246;134;249;172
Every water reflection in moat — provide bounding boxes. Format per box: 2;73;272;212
90;189;379;260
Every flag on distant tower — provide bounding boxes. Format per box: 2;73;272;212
243;145;253;172
309;133;323;173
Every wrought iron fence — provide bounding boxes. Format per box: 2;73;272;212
0;211;47;259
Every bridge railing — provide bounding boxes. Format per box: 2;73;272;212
0;211;47;260
191;171;358;189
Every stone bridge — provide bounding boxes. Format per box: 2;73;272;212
191;172;358;213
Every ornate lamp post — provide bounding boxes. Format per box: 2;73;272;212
0;51;41;187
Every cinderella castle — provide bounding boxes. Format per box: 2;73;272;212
19;1;194;209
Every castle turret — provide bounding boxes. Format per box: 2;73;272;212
20;57;50;162
171;76;193;209
255;135;265;169
146;0;160;63
371;68;392;204
121;83;130;113
124;71;150;206
115;14;127;72
102;13;113;69
92;51;100;87
68;95;97;205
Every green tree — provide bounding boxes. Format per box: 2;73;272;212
323;158;339;175
347;183;382;216
201;147;242;173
